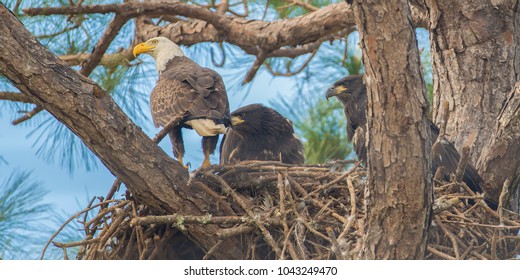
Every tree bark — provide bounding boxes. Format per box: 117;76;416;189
0;5;245;259
476;82;520;211
426;0;520;197
352;0;433;259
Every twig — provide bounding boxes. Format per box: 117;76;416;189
427;246;456;260
277;173;289;260
12;105;43;125
287;175;348;225
132;213;281;227
190;181;235;215
40;199;125;259
282;0;319;11
491;229;498;259
104;178;122;203
53;238;100;248
438;220;520;229
242;51;268;85
217;0;229;14
204;172;283;258
203;240;224;260
264;49;318;77
216;225;255;239
80;14;129;76
338;176;358;240
0;91;34;103
434;217;461;259
307;161;360;197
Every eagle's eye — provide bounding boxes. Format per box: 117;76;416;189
240;113;246;117
151;39;159;44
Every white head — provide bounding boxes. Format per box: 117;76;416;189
133;37;185;73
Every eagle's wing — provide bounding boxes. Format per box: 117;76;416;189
150;62;230;128
352;126;367;164
430;122;485;190
280;135;305;164
219;129;241;165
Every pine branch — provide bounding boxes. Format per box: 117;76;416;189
0;91;34;103
79;14;130;76
24;2;355;54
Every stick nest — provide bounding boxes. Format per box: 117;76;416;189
46;161;520;260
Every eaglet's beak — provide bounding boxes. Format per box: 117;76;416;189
133;42;155;57
325;85;347;100
230;116;245;126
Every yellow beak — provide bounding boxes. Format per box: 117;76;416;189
133;42;155;57
231;116;245;126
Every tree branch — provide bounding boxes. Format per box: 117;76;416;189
24;2;355;53
0;91;35;103
79;14;130;76
12;106;43;125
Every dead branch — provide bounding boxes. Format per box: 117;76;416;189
40;199;128;259
131;214;282;227
12;105;43;125
79;14;130;76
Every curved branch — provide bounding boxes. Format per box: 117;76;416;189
79;14;130;76
24;2;356;52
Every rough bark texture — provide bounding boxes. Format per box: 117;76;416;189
0;5;245;259
24;2;355;57
476;82;520;211
425;0;520;197
352;0;433;259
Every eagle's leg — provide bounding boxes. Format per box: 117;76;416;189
201;135;218;167
169;127;187;168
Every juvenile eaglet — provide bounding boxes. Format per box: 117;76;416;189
220;104;304;165
326;75;498;210
133;37;230;167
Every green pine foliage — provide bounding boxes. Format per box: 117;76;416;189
0;171;52;259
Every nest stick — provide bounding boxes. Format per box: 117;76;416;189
204;172;283;258
427;245;456;260
338;176;358;240
40;199;124;260
203;240;224;260
277;173;290;260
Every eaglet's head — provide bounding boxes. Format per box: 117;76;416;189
325;74;365;103
133;37;184;73
229;104;294;136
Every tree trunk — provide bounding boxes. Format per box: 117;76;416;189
352;0;433;259
426;0;520;199
0;5;245;259
476;82;520;212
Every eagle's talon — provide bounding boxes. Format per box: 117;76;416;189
201;158;211;168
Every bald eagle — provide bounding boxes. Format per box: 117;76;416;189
326;75;498;209
220;104;304;165
133;37;230;167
